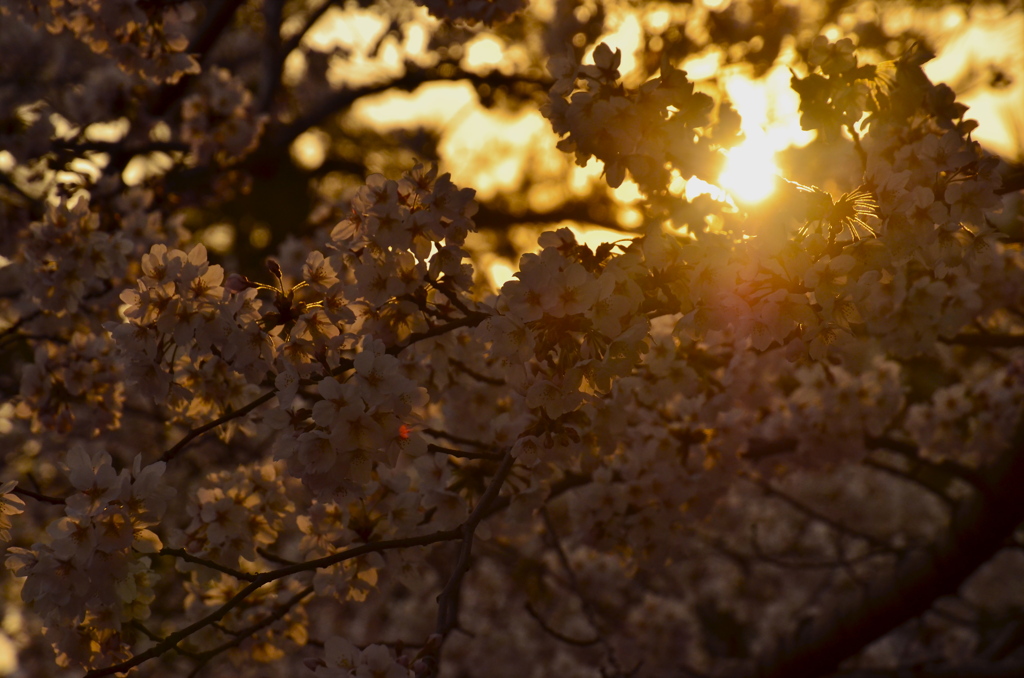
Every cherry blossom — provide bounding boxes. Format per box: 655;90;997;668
1;3;1022;678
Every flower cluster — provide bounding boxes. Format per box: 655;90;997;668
0;481;25;544
310;635;413;678
20;198;130;314
191;575;311;664
863;97;1001;250
177;462;295;571
4;447;173;669
0;0;199;83
110;242;270;427
272;165;479;499
276;340;429;502
6;199;131;433
490;227;649;426
906;358;1024;466
790;36;875;139
18;331;124;434
331;164;478;298
2;188;187;435
543;43;716;191
181;68;268;167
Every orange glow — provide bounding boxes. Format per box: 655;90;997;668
719;133;780;204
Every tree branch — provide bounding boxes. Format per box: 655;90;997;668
13;486;66;506
748;477;896;552
270;62;551;151
256;0;285;113
82;528;463;678
150;0;248;115
835;663;1024;678
423;428;493;450
159;310;487;464
385;312;491;356
435;450;516;636
159;389;277;462
427;443;503;461
185;585;314;678
158;548;258;582
754;412;1024;678
539;506;632;676
524;602;600;647
941;333;1024;349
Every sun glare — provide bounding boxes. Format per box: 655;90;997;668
719;134;780;204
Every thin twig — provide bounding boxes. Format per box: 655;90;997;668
83;528;463;677
435;450;516;636
941;333;1024;348
386;313;490;357
450;358;505;386
159;313;488;464
158;548;258;582
863;457;957;509
540;506;629;676
868;435;997;501
255;547;297;566
523;602;600;647
747;477;895;551
12;486;66;505
423;428;493;450
159;389;277;462
427;443;503;461
185;585;315;678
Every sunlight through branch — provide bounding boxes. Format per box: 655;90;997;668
719;133;781;204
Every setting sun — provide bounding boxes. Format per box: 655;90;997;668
719;134;781;204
